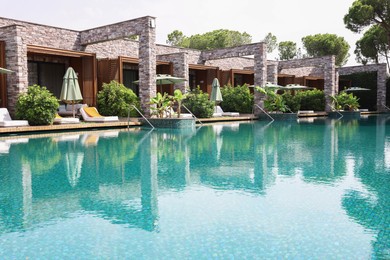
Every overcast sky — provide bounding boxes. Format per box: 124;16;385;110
0;0;361;65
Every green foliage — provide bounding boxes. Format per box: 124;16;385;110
355;24;389;69
344;0;390;42
301;33;350;66
183;87;214;118
173;89;188;118
330;92;360;111
15;84;59;126
263;32;278;53
166;30;188;47
296;89;326;111
220;85;254;113
278;41;297;60
282;92;301;112
256;87;288;112
166;29;252;50
149;92;171;118
97;80;140;117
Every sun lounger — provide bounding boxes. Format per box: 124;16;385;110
58;104;85;117
80;107;119;122
214;106;239;117
54;114;80;124
0;108;29;127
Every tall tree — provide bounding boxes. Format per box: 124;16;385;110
344;0;390;45
301;33;350;66
263;33;278;53
166;29;252;50
166;30;189;47
278;41;297;60
355;24;390;70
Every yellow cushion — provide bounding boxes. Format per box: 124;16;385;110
55;114;62;119
84;107;103;118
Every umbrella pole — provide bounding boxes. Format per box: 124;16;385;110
72;101;75;118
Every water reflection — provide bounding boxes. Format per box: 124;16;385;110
0;115;389;257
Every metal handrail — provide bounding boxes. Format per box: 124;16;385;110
254;104;274;122
182;104;203;125
127;105;155;129
327;104;343;119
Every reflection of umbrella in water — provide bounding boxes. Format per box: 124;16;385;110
133;74;186;93
344;87;370;92
65;152;84;188
60;67;83;117
0;67;13;74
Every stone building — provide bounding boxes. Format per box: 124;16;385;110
0;15;387;115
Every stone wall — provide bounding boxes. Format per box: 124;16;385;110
0;17;81;50
156;44;202;64
85;39;139;59
0;25;28;114
205;57;254;70
157;52;188;93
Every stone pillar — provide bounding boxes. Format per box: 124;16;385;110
138;19;156;117
267;62;278;84
376;64;387;112
2;25;28;115
254;43;267;114
172;52;188;94
323;56;336;112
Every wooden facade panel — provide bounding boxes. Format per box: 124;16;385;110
82;56;97;106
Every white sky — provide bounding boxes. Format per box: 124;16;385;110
0;0;361;65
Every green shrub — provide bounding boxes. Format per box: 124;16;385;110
330;92;360;111
282;92;301;112
220;85;254;113
15;85;59;126
183;87;214;118
296;89;325;111
97;80;140;117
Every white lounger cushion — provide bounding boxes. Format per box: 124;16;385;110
80;107;119;122
0;108;29;127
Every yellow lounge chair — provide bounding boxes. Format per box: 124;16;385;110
80;107;119;122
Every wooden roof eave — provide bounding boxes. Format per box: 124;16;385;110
27;45;95;58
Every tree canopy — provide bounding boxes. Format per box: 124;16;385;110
166;29;252;50
301;33;350;66
344;0;390;45
278;41;297;60
355;24;389;70
263;32;278;53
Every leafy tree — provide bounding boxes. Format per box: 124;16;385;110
15;84;59;125
278;41;297;60
355;24;390;70
344;0;390;45
301;33;350;66
166;29;252;50
166;30;189;47
263;32;278;53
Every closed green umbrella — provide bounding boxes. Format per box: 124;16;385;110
60;67;83;117
210;78;223;103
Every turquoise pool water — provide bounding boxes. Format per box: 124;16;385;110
0;116;389;259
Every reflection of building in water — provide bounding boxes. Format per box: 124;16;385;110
0;130;159;233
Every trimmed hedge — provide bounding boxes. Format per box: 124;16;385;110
220;85;254;113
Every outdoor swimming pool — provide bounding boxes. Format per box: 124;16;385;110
0;115;389;259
